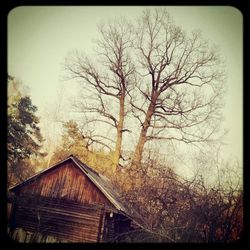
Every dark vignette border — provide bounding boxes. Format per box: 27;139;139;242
0;0;247;249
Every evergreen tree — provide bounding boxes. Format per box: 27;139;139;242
7;77;45;184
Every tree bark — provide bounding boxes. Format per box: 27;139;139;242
132;92;158;166
113;95;125;172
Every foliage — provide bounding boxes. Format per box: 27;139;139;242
7;77;45;185
51;120;115;177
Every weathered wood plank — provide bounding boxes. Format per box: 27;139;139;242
8;159;129;243
17;161;113;207
13;196;105;243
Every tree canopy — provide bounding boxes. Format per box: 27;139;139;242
65;8;225;170
7;76;45;185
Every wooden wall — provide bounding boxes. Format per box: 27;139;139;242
16;160;113;208
9;159;118;242
11;196;106;242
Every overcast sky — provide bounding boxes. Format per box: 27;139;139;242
8;6;243;175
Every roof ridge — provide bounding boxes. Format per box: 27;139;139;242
70;155;100;176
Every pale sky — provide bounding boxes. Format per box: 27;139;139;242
8;6;243;176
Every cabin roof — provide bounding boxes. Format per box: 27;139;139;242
9;155;147;229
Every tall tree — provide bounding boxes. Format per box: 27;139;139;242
65;8;225;169
65;18;135;172
130;9;225;165
7;77;45;184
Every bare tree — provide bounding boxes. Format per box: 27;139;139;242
65;18;135;172
118;152;243;242
130;9;225;165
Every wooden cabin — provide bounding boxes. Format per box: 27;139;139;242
7;155;144;243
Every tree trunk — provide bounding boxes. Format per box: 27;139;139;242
132;93;158;166
112;95;125;172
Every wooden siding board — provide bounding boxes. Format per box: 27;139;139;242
14;198;104;242
16;161;113;208
59;174;67;198
97;209;105;242
76;179;80;201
